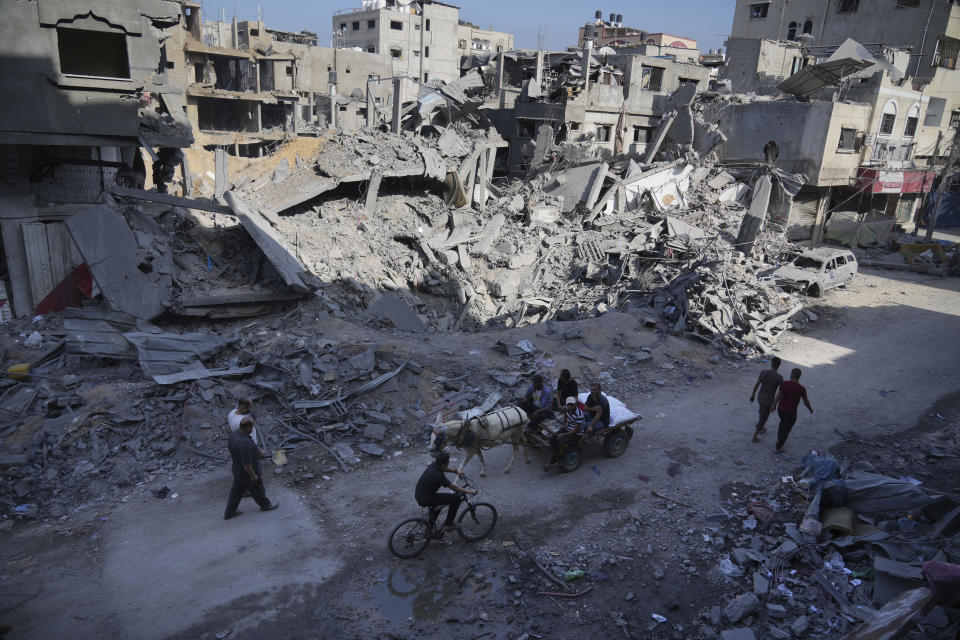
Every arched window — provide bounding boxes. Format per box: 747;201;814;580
803;20;813;34
787;21;798;40
903;103;921;137
879;100;898;136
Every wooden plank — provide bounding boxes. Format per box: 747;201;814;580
111;185;235;215
22;222;54;309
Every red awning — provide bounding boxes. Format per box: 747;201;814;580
856;168;936;194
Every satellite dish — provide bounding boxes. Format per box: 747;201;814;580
351;87;364;100
597;46;616;56
797;34;815;45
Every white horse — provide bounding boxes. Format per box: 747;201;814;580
429;406;529;476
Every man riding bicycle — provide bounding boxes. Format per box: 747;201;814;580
415;451;477;533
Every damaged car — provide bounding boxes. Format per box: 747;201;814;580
763;248;858;296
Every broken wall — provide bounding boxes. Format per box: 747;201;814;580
713;100;870;186
721;38;808;95
0;0;185;145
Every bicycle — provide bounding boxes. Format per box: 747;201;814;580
388;475;498;559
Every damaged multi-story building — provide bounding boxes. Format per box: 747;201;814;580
0;0;193;320
481;44;711;172
332;0;514;84
709;0;960;240
183;9;398;157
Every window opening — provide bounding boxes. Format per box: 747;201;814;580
57;28;130;79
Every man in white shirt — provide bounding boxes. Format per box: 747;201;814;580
228;398;266;458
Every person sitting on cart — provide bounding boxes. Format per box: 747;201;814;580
584;383;611;433
553;369;579;411
544;397;587;471
521;374;555;430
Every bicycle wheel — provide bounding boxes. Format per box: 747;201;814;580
457;502;498;541
389;517;431;559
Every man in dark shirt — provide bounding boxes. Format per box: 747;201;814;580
224;417;279;520
520;375;555;430
415;451;476;531
770;368;813;454
750;356;783;442
584;383;611;432
553;370;579;411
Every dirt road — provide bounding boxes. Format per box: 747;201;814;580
3;267;959;640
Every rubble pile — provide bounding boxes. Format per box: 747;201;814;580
508;453;960;640
213;117;810;357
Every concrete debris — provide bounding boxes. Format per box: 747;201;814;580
724;592;759;623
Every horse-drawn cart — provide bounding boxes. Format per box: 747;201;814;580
526;393;640;473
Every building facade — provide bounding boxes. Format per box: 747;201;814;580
729;0;960;164
333;1;512;84
0;0;194;318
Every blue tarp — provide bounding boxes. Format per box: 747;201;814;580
921;191;960;229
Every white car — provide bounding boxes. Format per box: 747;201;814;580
766;248;858;296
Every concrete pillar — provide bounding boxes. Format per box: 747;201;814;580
497;52;505;109
811;187;831;244
476;151;488;211
329;84;337;130
582;41;593;97
535;50;544;89
391;77;402;134
231;16;238;49
366;77;376;128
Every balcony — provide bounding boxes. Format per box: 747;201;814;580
863;135;915;166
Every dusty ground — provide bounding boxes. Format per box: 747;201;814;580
2;265;959;640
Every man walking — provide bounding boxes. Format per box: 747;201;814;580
770;368;813;454
750;357;783;442
229;397;267;459
225;416;279;520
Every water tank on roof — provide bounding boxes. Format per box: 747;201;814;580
616;14;623;25
595;9;602;19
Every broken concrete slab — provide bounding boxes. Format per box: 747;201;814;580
224;192;311;292
367;293;426;332
358;443;385;457
543;162;606;213
437;127;469;158
720;629;755;640
65;205;170;320
724;593;759;623
873;558;926;605
362;423;387;441
111;186;235;216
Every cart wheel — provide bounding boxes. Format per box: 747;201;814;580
560;444;583;473
603;429;629;458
